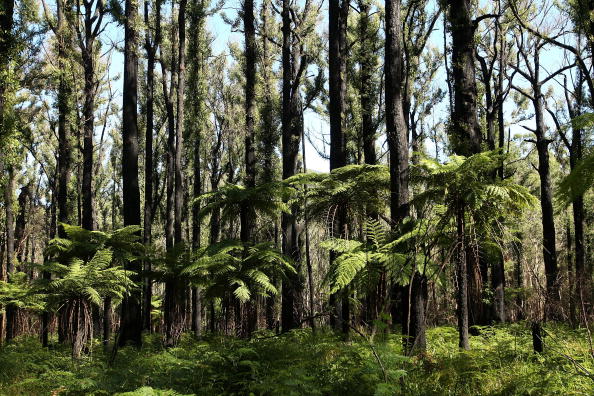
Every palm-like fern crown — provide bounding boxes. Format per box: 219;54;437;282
411;151;537;219
321;219;409;294
40;224;142;308
45;249;136;307
194;181;296;223
0;272;46;311
181;240;295;303
288;164;390;224
44;223;143;264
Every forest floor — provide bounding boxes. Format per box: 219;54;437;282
0;323;593;395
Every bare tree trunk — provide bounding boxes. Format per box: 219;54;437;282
456;202;470;350
358;0;377;165
119;0;143;347
328;0;349;335
4;167;16;342
280;0;304;332
447;0;482;156
142;0;156;333
531;78;560;320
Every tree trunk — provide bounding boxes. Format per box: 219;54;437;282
447;0;482;156
142;0;156;333
189;1;205;339
358;0;377;165
456;202;470;350
4;167;16;342
261;0;279;329
175;0;187;245
280;0;304;332
240;0;256;245
119;0;143;347
81;59;95;231
328;0;349;335
532;82;559;320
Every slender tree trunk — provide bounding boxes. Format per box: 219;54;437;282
280;0;304;332
260;0;278;329
4;167;15;342
566;70;587;320
43;0;71;347
456;202;470;350
81;60;95;231
447;0;482;156
240;0;256;244
119;0;143;347
328;0;349;335
142;0;156;333
301;126;315;331
162;0;189;348
513;232;524;320
189;0;207;339
532;80;559;320
241;0;257;335
358;0;377;165
175;0;187;244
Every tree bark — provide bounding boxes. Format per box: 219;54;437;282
240;0;256;245
280;0;304;332
328;0;349;335
142;0;156;333
531;76;560;320
456;202;470;350
4;167;15;342
447;0;482;156
119;0;143;347
358;0;377;165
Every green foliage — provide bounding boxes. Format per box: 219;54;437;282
44;223;143;264
320;219;408;293
181;240;295;303
0;272;45;312
288;164;390;224
558;152;594;204
40;224;142;310
44;249;136;308
410;151;537;251
194;181;295;224
1;325;592;395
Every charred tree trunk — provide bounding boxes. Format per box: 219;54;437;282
456;202;470;350
531;77;560;320
142;0;156;333
241;0;257;335
386;0;425;354
280;0;304;332
240;0;256;244
81;59;95;231
119;0;143;347
4;167;16;342
328;0;349;335
358;0;377;165
447;0;482;156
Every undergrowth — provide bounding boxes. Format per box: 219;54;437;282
0;323;592;395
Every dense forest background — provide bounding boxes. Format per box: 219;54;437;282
0;0;594;394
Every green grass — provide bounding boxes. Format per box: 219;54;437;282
0;323;592;395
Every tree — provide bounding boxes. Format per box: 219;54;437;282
509;10;575;319
411;151;536;349
120;0;143;347
142;0;157;333
328;0;349;335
